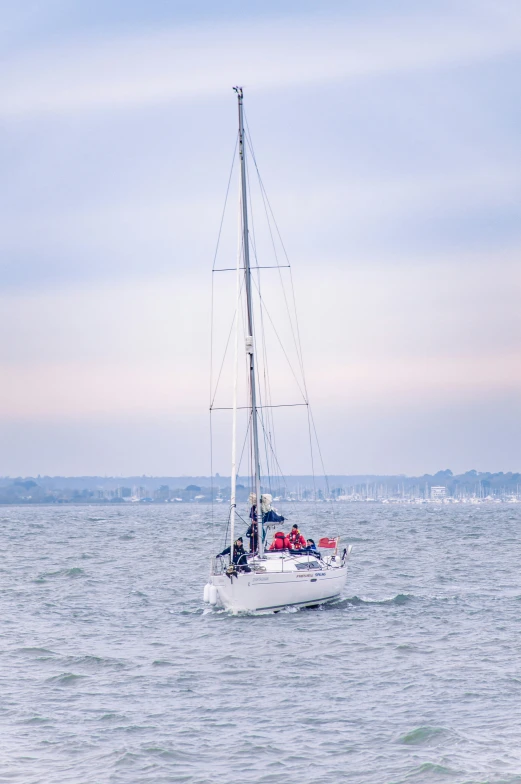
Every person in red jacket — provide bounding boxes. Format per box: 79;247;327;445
288;524;306;550
269;531;292;550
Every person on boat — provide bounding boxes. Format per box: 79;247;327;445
246;520;259;552
217;537;251;572
269;531;292;551
306;539;318;553
288;524;306;550
298;539;319;555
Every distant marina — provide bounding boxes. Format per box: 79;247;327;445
1;470;519;505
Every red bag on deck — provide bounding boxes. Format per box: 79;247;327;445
318;537;338;548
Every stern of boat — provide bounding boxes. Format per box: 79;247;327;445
204;546;352;612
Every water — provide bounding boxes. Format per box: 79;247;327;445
2;502;521;784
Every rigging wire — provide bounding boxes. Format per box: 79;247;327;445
240;134;258;510
244;114;319;514
243;122;295;493
257;410;300;521
250;275;308;403
210;135;240;409
211;134;239;274
243;142;276;494
244;117;309;403
306;404;319;526
211;403;307;411
210;134;239;541
210;109;336;533
243;141;269;488
209;409;215;547
237;254;250;478
210;274;246;410
236;410;253;481
309;405;339;523
244;113;319;514
234;262;255;512
252;227;279;495
254;173;307;389
244;120;308;389
245;115;338;512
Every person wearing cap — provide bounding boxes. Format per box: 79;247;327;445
288;524;306;550
217;537;251;571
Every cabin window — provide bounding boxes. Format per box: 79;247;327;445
295;561;320;570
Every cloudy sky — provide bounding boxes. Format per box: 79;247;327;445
1;0;520;477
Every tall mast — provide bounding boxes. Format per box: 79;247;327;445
234;86;263;557
228;171;242;564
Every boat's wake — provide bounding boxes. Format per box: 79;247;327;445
327;593;415;609
199;593;414;617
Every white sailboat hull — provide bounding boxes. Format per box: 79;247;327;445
206;551;351;612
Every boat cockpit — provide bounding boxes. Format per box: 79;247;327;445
211;546;349;576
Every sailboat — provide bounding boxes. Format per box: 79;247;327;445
203;87;352;613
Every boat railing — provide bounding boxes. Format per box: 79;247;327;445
211;549;346;576
211;555;225;575
251;552;336;574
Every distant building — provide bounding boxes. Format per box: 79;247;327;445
431;486;447;500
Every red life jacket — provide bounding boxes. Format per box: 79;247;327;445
270;531;291;550
289;529;306;549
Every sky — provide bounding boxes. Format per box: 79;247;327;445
1;0;520;477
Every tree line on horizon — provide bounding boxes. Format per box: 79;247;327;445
0;469;519;504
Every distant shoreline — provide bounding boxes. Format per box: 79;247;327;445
1;498;520;507
1;470;519;504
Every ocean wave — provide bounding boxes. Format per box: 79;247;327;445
398;726;448;746
404;761;457;777
99;713;128;722
200;593;415;617
34;567;85;581
344;593;415;607
15;647;57;656
21;716;52;724
63;654;127;670
46;672;87;684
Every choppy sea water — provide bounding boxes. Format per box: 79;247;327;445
2;502;521;784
